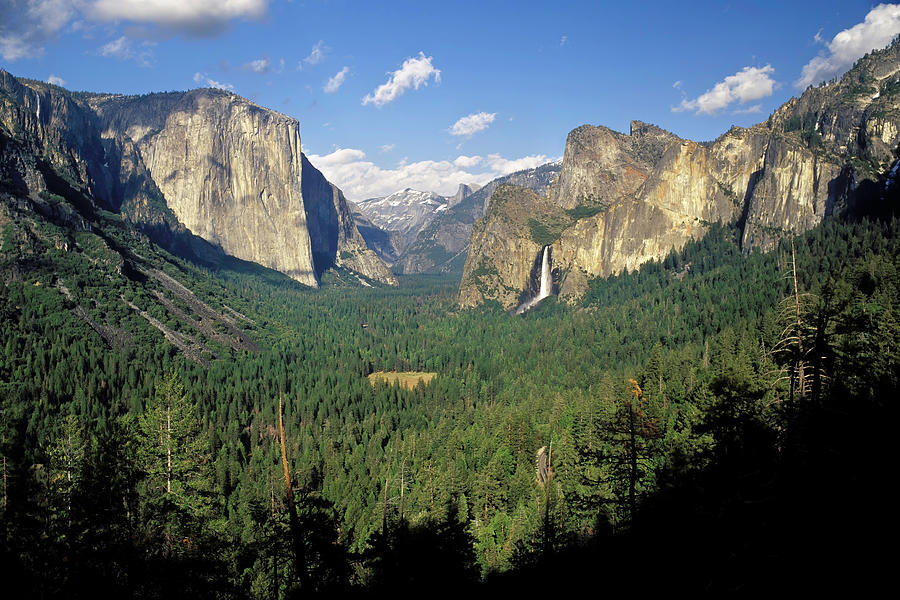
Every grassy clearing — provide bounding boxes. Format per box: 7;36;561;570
367;371;437;390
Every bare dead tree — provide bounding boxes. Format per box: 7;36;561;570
768;238;826;404
278;394;306;590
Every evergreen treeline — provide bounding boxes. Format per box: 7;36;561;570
1;212;898;595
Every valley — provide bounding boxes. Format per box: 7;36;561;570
1;10;898;597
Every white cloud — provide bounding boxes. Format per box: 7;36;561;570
450;112;496;137
796;4;900;89
484;153;548;173
246;57;270;73
47;74;66;86
313;148;366;166
733;104;763;115
100;35;130;58
193;71;233;91
0;0;77;60
89;0;267;37
454;155;482;168
307;147;552;200
98;35;153;65
674;65;776;115
380;144;396;153
303;40;327;66
324;66;349;93
560;35;568;46
0;0;264;61
362;52;441;107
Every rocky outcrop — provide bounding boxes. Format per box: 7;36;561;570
460;41;900;309
89;90;316;285
548;121;673;211
0;72;225;264
1;71;396;287
458;184;567;307
0;72;109;208
480;162;562;216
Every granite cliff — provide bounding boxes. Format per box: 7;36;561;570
0;71;395;286
300;154;397;284
87;89;395;286
459;41;900;308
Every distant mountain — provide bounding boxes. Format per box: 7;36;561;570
355;188;450;258
353;183;483;264
394;163;561;275
350;201;405;264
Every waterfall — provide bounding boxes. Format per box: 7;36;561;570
35;94;40;121
515;245;553;314
537;245;551;301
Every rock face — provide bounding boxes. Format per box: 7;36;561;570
86;89;394;286
395;163;560;275
0;72;109;209
460;41;900;308
458;184;566;307
2;72;230;269
549;122;675;211
0;72;395;286
89;90;322;285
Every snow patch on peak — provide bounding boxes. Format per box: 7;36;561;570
355;187;453;252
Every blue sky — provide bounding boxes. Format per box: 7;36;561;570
2;1;899;199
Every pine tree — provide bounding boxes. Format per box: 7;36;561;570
46;414;88;530
600;379;663;528
771;239;820;402
137;370;215;555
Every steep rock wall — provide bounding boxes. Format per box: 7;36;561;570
89;89;395;286
459;185;566;308
90;90;319;286
0;72;110;206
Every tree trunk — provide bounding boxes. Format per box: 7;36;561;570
166;405;172;494
278;395;305;590
627;403;637;526
791;238;807;399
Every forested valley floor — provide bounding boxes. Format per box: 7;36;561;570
1;212;897;596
